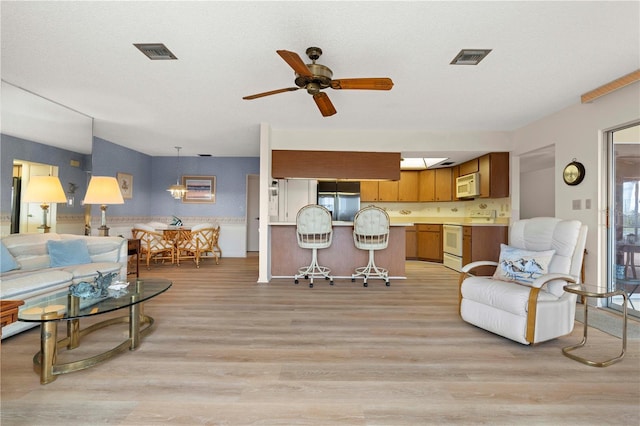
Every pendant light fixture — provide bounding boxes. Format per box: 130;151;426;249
167;146;188;199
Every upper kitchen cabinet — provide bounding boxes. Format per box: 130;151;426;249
458;158;479;176
434;168;453;201
360;180;399;202
418;168;452;202
398;171;419;202
478;152;509;198
378;180;399;201
360;181;379;201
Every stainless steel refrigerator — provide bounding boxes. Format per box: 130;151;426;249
317;181;361;222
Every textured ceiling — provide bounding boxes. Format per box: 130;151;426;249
1;1;639;163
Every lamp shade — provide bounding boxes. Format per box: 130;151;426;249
23;176;67;203
83;176;125;205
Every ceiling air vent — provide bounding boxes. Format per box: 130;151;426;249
134;43;178;60
450;49;492;65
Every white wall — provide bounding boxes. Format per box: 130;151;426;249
520;167;555;218
270;128;512;153
512;83;640;289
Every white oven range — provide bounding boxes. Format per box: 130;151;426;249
442;224;463;272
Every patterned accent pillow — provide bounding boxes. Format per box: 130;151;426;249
493;244;555;285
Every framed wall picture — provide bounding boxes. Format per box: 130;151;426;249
116;172;133;199
182;175;216;203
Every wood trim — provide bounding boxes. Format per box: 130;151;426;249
581;69;640;104
525;287;541;344
272;150;401;180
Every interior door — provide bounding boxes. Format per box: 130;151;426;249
608;123;640;318
246;174;259;252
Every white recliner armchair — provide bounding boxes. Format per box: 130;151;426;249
459;217;588;345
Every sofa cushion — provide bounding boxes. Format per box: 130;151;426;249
461;275;559;317
493;244;555;285
0;269;73;300
47;239;92;267
63;262;123;283
2;233;59;272
1;242;19;273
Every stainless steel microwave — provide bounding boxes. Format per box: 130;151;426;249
456;172;480;198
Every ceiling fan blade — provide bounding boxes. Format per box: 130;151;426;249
313;92;337;117
277;50;313;77
243;87;299;100
330;78;394;90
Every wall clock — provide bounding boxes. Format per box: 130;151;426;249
563;160;585;186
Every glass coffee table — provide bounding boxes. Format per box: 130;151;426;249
18;278;171;384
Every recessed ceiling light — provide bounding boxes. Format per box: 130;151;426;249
134;43;178;60
450;49;492;65
401;158;449;170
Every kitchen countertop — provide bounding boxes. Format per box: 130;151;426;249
389;217;509;226
270;221;411;226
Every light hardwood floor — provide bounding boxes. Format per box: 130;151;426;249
1;255;639;425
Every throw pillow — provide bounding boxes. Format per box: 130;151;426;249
47;239;92;267
0;242;19;273
493;244;555;285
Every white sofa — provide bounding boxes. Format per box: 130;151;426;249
1;233;128;339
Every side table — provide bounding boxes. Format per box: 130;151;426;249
562;283;627;367
1;300;25;339
128;238;140;278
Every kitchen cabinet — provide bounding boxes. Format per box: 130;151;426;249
378;180;399;201
417;224;443;262
419;168;453;201
360;181;379;201
434;168;453;201
458;158;479;176
462;226;508;276
360;179;400;201
479;152;509;198
398;171;419;201
418;170;435;201
405;225;418;259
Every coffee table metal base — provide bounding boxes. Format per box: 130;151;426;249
33;298;153;384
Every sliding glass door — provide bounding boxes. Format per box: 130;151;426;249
608;122;640;317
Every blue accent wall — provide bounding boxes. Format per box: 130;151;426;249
91;137;153;217
1;134;260;220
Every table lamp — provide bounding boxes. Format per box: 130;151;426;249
22;176;68;233
83;176;124;236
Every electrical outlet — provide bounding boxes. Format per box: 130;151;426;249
572;199;581;210
585;199;592;209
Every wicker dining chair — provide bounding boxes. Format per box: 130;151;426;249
132;225;175;269
176;224;221;267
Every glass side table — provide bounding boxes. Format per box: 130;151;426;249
562;283;627;367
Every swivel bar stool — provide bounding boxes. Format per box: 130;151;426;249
351;206;390;287
294;204;334;288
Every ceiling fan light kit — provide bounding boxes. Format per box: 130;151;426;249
243;47;393;117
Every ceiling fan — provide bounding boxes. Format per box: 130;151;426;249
242;47;393;117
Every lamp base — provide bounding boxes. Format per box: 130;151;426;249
37;224;51;234
98;225;110;237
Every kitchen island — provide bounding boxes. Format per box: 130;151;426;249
270;222;408;279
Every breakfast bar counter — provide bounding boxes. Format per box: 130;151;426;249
270;222;408;279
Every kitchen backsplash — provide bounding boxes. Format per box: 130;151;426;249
362;198;511;224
